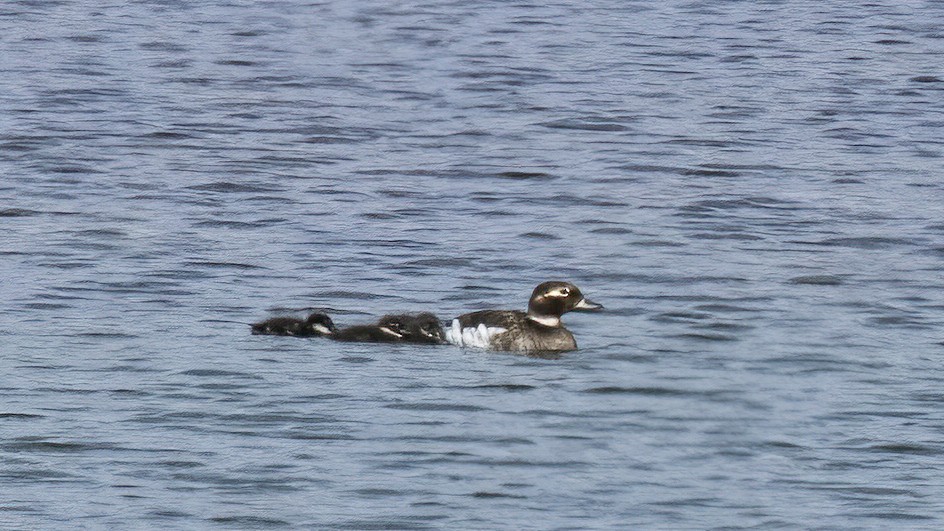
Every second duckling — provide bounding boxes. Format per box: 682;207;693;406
405;312;446;344
332;314;409;343
330;313;446;344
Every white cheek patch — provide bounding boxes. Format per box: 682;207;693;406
313;324;332;335
445;320;506;349
379;326;403;338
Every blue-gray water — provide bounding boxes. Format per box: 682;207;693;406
2;1;943;529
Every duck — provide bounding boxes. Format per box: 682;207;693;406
403;312;446;344
251;311;338;337
444;281;602;352
332;314;410;343
330;312;447;345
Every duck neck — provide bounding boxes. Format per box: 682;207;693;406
528;297;565;327
527;312;561;327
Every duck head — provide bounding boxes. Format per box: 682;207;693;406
409;312;446;344
305;312;339;335
527;281;602;325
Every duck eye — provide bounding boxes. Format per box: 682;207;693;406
559;287;570;296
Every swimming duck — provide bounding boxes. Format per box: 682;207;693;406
444;281;602;352
330;312;446;345
251;311;338;337
404;312;446;344
332;314;410;343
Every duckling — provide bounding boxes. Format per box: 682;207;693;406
251;311;338;337
404;312;446;344
332;314;409;343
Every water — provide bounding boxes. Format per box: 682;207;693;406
2;0;943;528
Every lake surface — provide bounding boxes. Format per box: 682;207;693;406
2;1;944;528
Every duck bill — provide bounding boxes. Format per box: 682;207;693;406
572;298;603;311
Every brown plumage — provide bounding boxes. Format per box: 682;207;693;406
448;281;602;352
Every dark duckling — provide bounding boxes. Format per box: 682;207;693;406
404;312;446;344
332;314;409;343
251;311;338;337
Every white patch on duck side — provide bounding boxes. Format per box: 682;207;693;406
527;315;560;327
445;320;463;345
312;324;332;336
461;325;478;347
445;319;506;349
